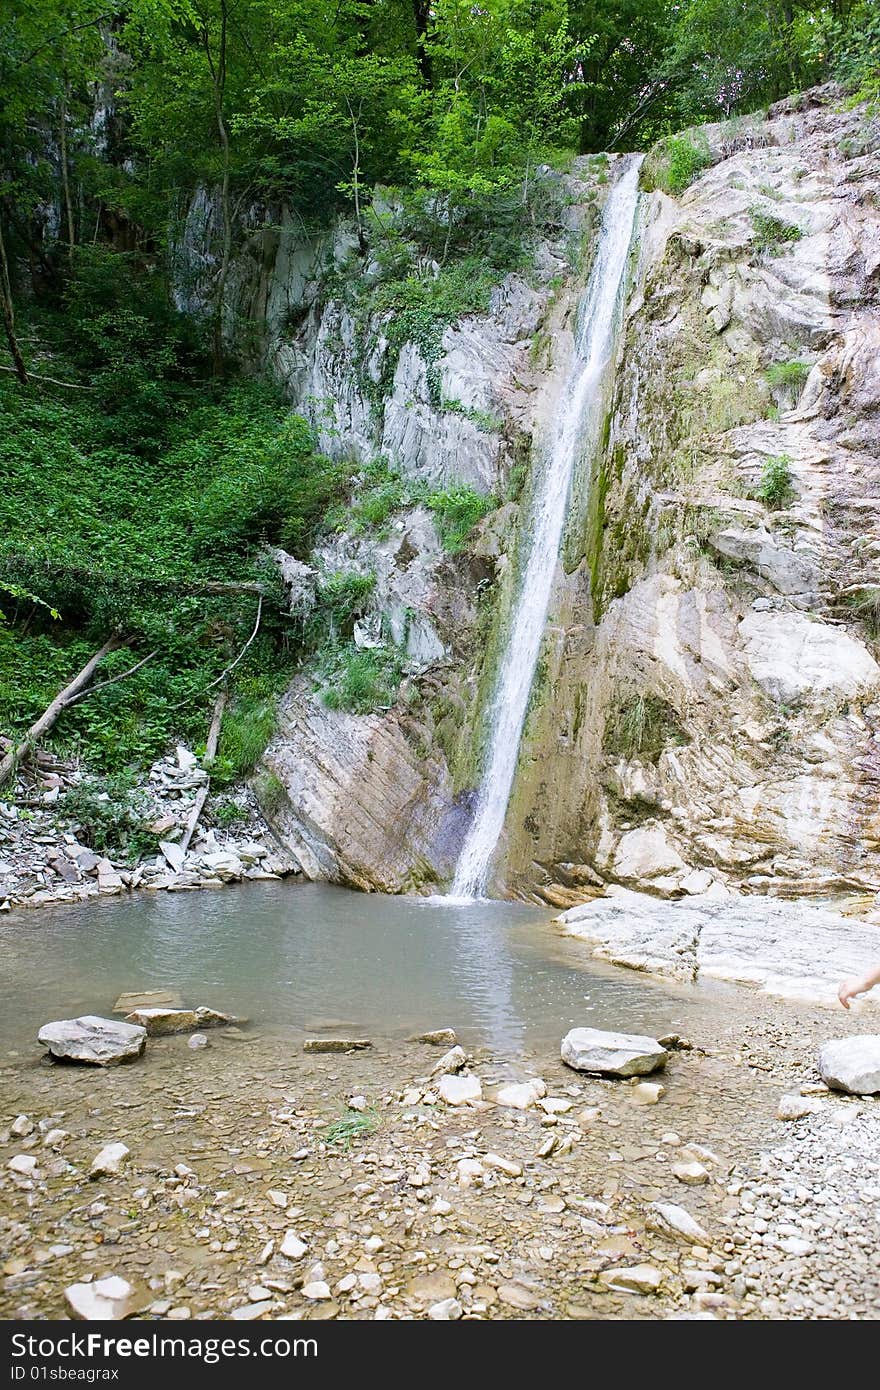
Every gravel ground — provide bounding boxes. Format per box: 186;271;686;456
1;995;878;1321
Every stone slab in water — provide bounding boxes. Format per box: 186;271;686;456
38;1015;147;1066
303;1037;372;1053
818;1035;880;1095
113;989;184;1014
124;1005;237;1035
561;1026;667;1077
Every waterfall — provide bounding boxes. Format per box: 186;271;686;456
450;157;643;900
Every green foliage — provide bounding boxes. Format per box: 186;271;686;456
318;644;405;714
604;694;686;763
323;1109;380;1150
757;454;795;510
59;774;158;864
846;586;880;639
427;485;495;553
252;769;287;818
213;798;249;828
309;571;377;645
212;682;279;789
749;207;803;255
765;359;811;393
642;132;712;194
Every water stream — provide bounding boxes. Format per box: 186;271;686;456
451;158;643;898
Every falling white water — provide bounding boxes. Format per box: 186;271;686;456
450;158;643;900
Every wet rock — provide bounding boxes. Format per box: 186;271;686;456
230;1300;274;1320
38;1015;147;1066
188;1033;209;1050
65;1275;137;1320
818;1036;880;1095
561;1027;667;1077
124;1006;236;1035
90;1142;130;1178
495;1078;546;1109
10;1114;33;1137
438;1073;482;1106
412;1028;457;1047
113;990;184;1013
303;1038;372;1053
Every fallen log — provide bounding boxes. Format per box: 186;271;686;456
179;689;228;856
0;635;123;789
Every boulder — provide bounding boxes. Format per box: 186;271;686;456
561;1027;668;1077
65;1275;137;1321
739;611;880;706
494;1078;547;1109
648;1202;710;1245
437;1073;482;1106
612;826;685;885
38;1015;147;1066
124;1006;236;1035
817;1035;880;1095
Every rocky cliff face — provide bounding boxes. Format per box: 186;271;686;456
506;88;880;908
180;89;880;907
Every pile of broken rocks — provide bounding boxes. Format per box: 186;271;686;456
0;744;296;913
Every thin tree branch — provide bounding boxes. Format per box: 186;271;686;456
0;364;94;389
62;650;159;708
204;595;263;692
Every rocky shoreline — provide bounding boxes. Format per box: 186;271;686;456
2;993;878;1320
0;745;297;914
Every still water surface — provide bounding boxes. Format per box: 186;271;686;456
0;881;713;1054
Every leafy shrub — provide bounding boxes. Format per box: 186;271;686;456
427;485;495;552
749;208;803;254
59;775;158;862
212;684;278;788
309;571;376;645
213;798;249;828
319;644;404;714
757;454;795;509
765;360;811;393
642;133;712;194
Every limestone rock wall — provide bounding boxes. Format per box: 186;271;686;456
503;89;880;909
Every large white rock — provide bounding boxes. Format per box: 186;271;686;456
612;826;685;884
437;1073;482;1106
557;889;880;1007
818;1036;880;1095
561;1027;667;1077
739;611;880;705
494;1078;547;1109
38;1015;147;1066
65;1275;136;1320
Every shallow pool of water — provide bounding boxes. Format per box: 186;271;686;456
0;881;715;1054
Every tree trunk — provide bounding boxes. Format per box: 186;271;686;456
179;689;227;855
412;0;433;85
0;217;28;385
59;84;76;261
204;2;231;378
0;636;123;788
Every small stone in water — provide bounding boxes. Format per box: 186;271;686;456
188;1033;209;1050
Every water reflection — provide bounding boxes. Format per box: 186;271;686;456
0;881;696;1054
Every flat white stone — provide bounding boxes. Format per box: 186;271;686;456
818;1036;880;1095
561;1027;667;1077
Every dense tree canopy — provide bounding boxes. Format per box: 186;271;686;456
0;0;877;784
